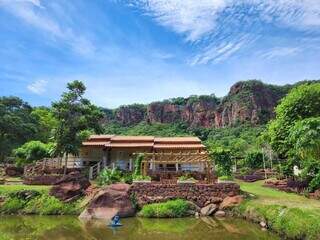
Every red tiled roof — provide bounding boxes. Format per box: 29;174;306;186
82;135;204;150
154;144;205;149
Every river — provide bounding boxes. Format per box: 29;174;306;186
0;216;279;240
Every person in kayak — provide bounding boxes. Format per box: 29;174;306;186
110;215;121;226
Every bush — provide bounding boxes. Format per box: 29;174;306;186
244;151;264;169
96;168;133;186
138;199;191;218
209;147;233;176
218;175;234;181
0;189;81;215
14;141;54;166
178;175;196;181
133;175;151;181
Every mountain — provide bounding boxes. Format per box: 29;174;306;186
102;80;318;128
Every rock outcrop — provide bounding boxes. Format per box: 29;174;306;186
103;80;315;128
79;183;135;220
50;172;90;202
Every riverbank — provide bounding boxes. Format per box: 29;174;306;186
0;185;83;215
235;180;320;240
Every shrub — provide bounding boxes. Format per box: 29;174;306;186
244;151;264;169
138;199;191;218
0;197;26;214
0;189;81;215
96;168;133;186
14;141;54;166
209;147;233;176
178;175;196;181
133;175;151;181
218;175;234;181
24;194;79;215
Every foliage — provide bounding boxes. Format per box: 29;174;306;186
178;175;196;181
14;141;55;165
52;81;104;172
244;151;264;169
134;153;144;176
0;96;39;162
218;175;234;181
138;199;191;218
267;83;320;157
205;125;265;160
31;107;58;142
209;147;233;176
133;175;151;181
96;168;133;186
0;189;81;215
236;202;320;240
104;121;189;137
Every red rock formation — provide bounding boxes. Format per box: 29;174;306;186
104;80;312;128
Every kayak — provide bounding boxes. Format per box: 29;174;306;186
108;223;123;227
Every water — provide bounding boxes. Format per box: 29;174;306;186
0;216;279;240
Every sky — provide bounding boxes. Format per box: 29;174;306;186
0;0;319;108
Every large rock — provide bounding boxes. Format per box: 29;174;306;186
200;203;218;216
49;172;90;202
219;195;243;210
4;166;24;177
79;183;135;220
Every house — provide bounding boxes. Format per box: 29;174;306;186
78;135;212;179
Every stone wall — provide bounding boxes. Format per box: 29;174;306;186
129;182;240;208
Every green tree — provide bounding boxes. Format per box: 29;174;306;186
31;107;58;142
14;141;55;166
244;151;264;169
289;117;320;191
0;97;38;162
209;147;233;176
267;83;320;157
52;80;103;174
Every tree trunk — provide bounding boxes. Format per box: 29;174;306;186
64;153;68;175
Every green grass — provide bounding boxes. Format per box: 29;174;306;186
237;180;320;209
236;180;320;240
0;184;50;195
138;199;191;218
0;184;82;215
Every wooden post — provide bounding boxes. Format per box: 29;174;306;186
89;166;93;180
129;158;132;171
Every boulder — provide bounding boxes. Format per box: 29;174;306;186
49;172;90;202
4;166;23;177
214;210;226;218
200;204;218;216
23;175;62;185
219;195;243;210
79;183;135;220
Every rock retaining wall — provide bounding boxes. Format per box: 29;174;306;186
129;183;240;208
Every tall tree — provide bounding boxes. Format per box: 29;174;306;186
52;80;103;174
0;97;38;162
267;83;320;157
31;107;58;142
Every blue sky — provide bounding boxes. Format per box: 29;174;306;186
0;0;320;108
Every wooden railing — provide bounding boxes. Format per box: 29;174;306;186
89;161;103;180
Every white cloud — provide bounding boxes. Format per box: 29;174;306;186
27;79;47;94
131;0;320;64
260;47;301;60
0;0;95;57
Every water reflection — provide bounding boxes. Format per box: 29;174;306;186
0;215;279;240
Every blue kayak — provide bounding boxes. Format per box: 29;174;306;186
108;223;123;227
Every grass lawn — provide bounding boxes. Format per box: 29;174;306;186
237;180;320;210
0;184;51;194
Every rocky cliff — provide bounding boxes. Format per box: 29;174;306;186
103;80;315;128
